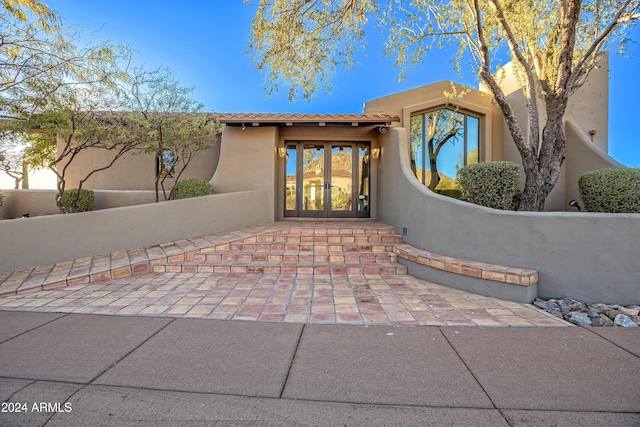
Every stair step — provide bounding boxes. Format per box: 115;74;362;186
195;252;398;264
275;226;400;236
217;233;402;245
153;261;408;276
201;242;399;253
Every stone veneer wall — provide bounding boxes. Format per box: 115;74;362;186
0;190;272;274
377;128;640;304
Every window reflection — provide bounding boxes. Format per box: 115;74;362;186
285;146;297;211
158;149;175;177
303;145;324;210
331;145;353;211
358;144;370;211
410;108;480;198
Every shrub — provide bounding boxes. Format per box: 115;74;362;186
59;189;95;213
0;189;3;207
436;189;462;200
169;179;215;200
458;161;521;210
578;168;640;213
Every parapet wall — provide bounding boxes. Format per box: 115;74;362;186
377;128;639;304
0;190;272;273
0;189;159;219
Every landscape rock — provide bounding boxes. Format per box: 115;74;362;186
619;307;640;317
614;314;639;328
531;297;640;327
568;311;592;326
557;297;585;314
586;309;601;319
591;316;614;327
533;298;560;311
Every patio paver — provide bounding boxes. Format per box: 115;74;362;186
0;220;570;327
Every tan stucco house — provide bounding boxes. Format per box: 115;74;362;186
210;55;618;221
2;55;636;305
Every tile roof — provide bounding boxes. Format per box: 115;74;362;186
211;113;399;126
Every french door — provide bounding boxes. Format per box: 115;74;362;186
284;142;371;218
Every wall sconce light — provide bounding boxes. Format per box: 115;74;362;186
589;129;597;142
241;123;246;131
278;146;287;158
371;146;380;160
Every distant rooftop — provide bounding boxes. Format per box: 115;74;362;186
212;113;399;127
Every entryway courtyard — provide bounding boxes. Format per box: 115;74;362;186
0;220;568;327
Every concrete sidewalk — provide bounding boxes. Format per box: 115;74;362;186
1;311;639;426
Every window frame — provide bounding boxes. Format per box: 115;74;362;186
410;106;482;187
157;149;176;178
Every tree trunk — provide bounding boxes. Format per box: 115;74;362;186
518;115;566;211
428;157;440;191
21;161;28;189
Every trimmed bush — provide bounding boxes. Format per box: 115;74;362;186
578;168;640;213
169;179;215;200
59;188;95;213
458;161;521;210
436;189;462;200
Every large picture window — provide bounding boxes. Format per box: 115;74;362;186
410;108;479;197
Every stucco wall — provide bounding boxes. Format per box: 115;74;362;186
211;126;278;221
0;189;158;219
564;121;623;207
0;190;271;273
377;128;640;304
56;136;220;191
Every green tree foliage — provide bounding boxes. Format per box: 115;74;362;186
0;133;29;188
1;1;126;121
23;81;147;213
1;3;219;211
247;0;639;211
121;67;222;202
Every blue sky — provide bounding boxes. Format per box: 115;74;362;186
46;1;640;166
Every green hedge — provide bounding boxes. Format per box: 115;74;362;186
169;179;215;200
578;168;640;213
59;188;95;213
458;161;521;210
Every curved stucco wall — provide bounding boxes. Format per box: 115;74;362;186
377;128;640;304
564;120;623;207
0;190;271;273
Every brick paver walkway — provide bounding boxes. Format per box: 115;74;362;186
0;220;568;327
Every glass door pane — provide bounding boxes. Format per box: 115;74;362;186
285;146;297;212
358;144;370;213
330;145;353;211
302;145;325;211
